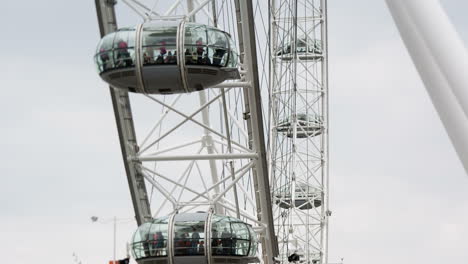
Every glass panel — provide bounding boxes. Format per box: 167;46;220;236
95;33;116;73
100;33;115;52
228;33;237;53
211;215;233;256
174;215;205;256
132;223;152;259
148;219;169;257
185;46;210;65
95;50;114;73
234;240;250;256
185;24;207;46
113;29;135;48
95;29;138;73
277;38;322;54
114;46;135;69
142;24;178;66
309;39;322;53
207;46;226;67
143;46;177;66
185;24;207;65
142;24;177;46
133;223;151;243
132;218;169;259
297;39;308;53
212;215;248;256
247;225;258;257
232;223;249;240
226;51;238;68
207;30;232;67
111;29;135;68
125;27;137;47
227;34;238;68
231;223;250;256
208;29;228;48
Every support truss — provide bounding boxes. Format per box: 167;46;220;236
269;0;330;263
94;0;278;263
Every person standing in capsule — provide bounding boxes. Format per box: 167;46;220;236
196;37;204;64
191;227;201;254
116;39;132;67
221;227;232;255
213;36;227;66
156;41;167;64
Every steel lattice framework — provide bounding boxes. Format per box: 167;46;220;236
95;0;278;263
268;0;330;263
95;0;330;263
92;0;468;263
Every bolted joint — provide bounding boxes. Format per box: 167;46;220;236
201;134;214;147
243;111;251;120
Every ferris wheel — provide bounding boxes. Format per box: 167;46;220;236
93;0;329;264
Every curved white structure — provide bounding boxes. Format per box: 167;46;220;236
386;0;468;174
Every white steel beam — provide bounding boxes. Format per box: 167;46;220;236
95;0;152;225
320;1;330;263
238;0;279;262
401;0;468;120
139;153;258;161
386;0;468;174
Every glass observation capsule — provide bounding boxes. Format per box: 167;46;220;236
274;182;322;210
131;212;259;264
276;37;322;61
276;113;323;138
94;21;240;94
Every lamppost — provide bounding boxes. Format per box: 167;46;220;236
91;216;133;264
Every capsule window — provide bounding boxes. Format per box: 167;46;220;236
208;29;228;48
148;219;169;257
95;33;116;72
231;222;250;256
247;225;258;257
113;29;136;69
143;45;178;66
227;51;238;68
142;24;178;66
131;218;169;259
211;215;233;256
206;30;228;67
298;39;308;53
185;24;208;65
173;217;205;256
228;34;238;67
278;37;322;56
143;23;177;46
310;39;322;53
131;222;152;259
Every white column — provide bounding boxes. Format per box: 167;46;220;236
386;0;468;174
402;0;468;119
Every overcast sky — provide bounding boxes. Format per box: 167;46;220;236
1;1;468;264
